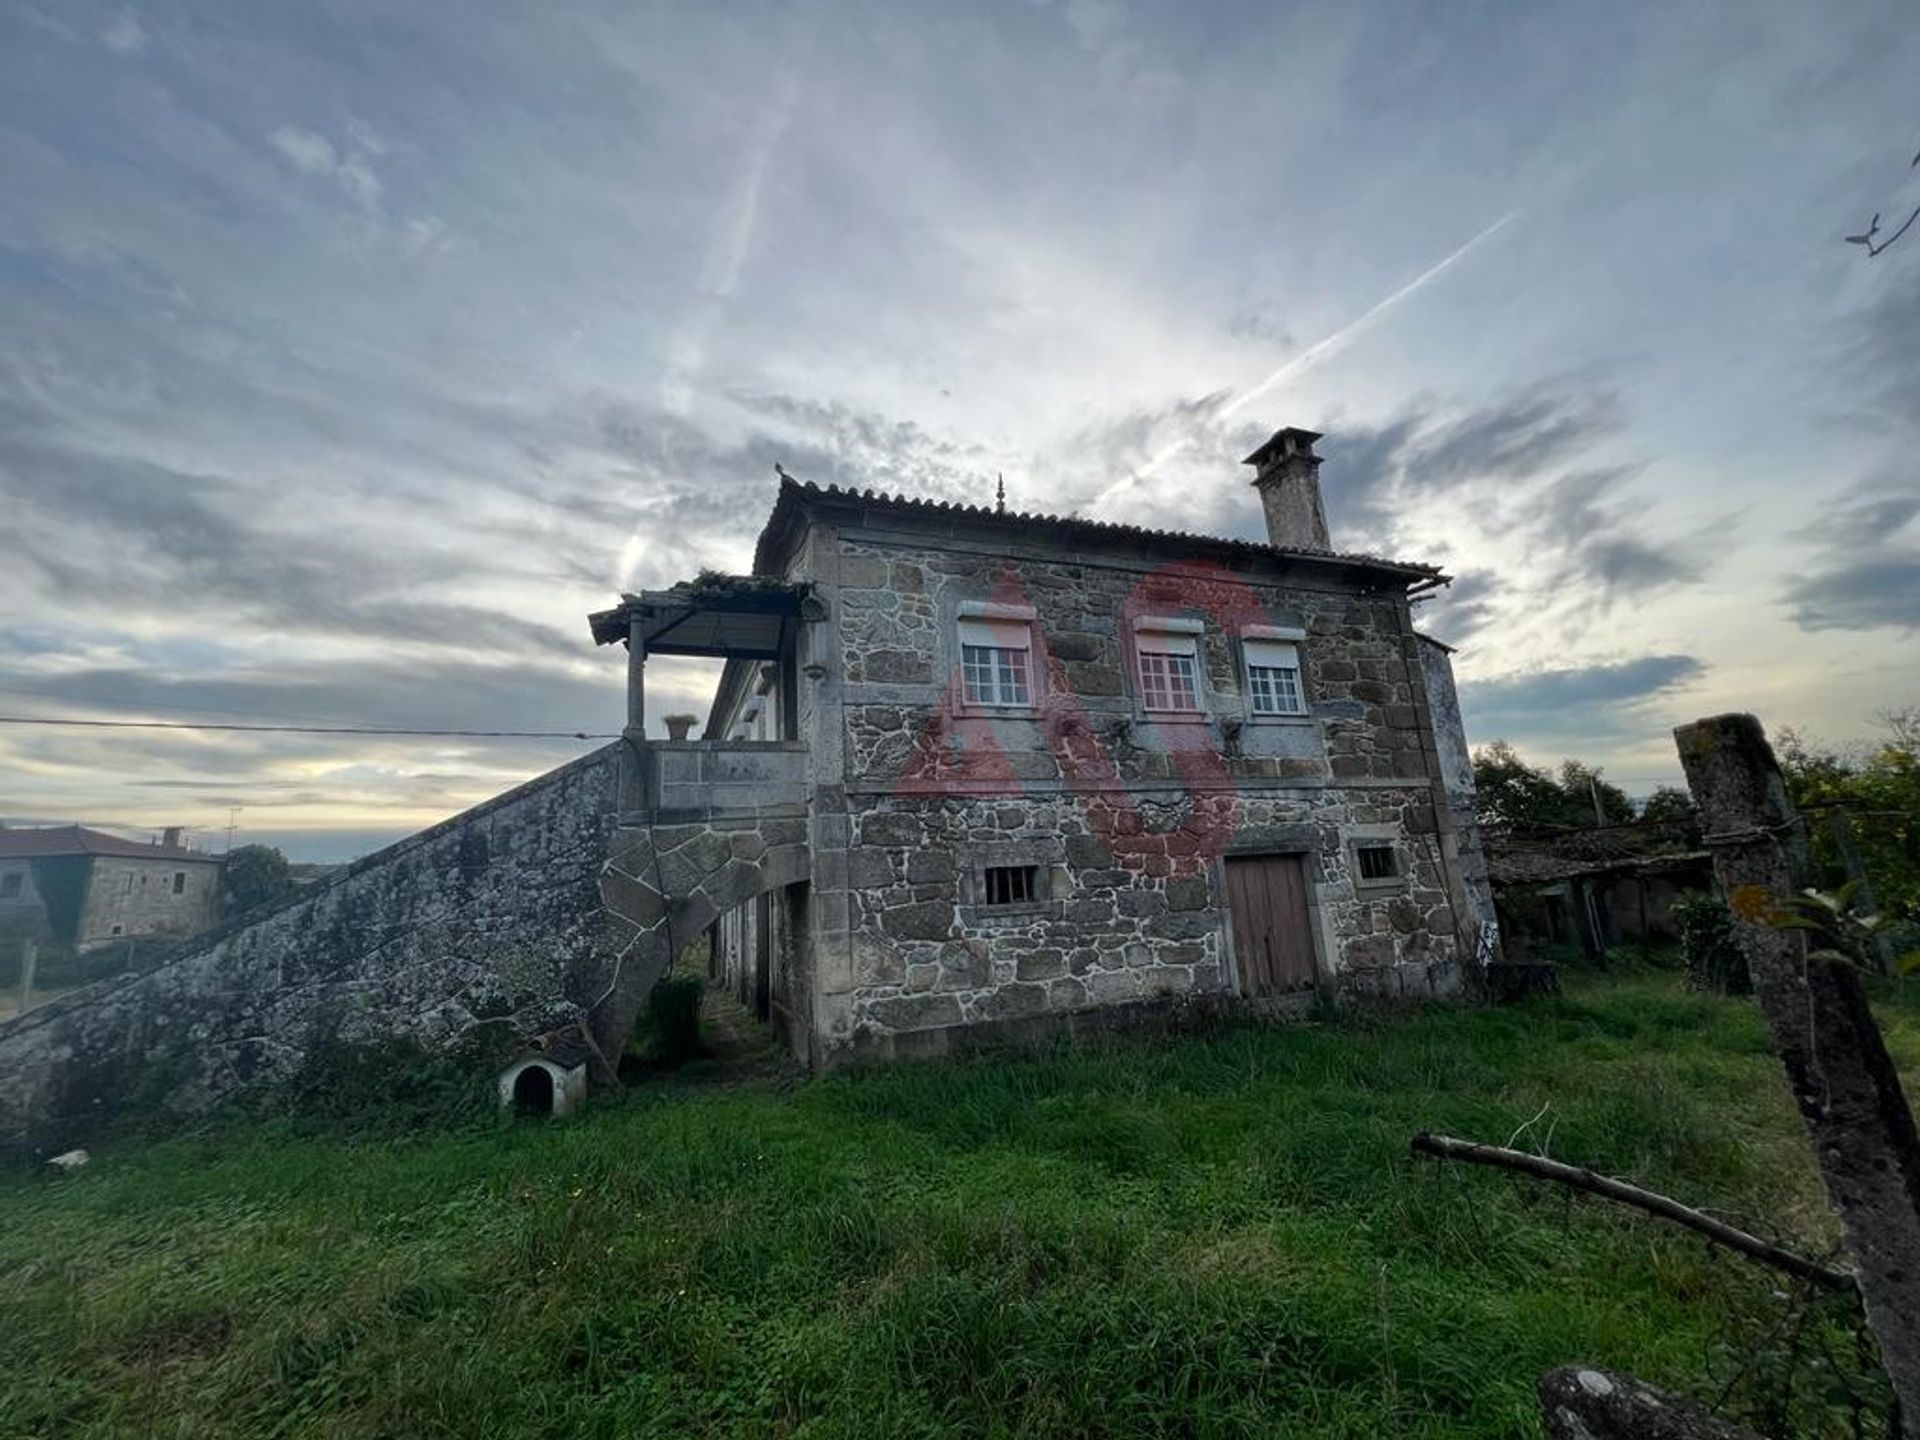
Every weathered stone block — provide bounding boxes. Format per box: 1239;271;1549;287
860;812;925;848
1064;661;1123;696
977;983;1049;1020
839;555;890;588
882;900;954;941
906;850;956;884
1047;633;1103;662
863;649;933;684
1164;876;1209;911
1016;949;1066;981
866;992;963;1031
1066;834;1113;868
847;847;896;889
1063;897;1116;926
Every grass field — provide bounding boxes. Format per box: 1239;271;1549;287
1;971;1910;1438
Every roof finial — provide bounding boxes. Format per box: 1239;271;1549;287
995;472;1006;515
774;461;794;483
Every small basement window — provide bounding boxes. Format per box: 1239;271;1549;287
983;864;1039;907
1355;845;1400;883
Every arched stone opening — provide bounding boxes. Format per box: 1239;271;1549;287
512;1063;554;1116
496;1053;587;1117
594;833;812;1073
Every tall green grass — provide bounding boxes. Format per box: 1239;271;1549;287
0;973;1903;1438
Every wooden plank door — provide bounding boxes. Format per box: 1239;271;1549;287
1224;854;1318;995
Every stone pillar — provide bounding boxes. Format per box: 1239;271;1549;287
1675;712;1920;1435
626;618;646;738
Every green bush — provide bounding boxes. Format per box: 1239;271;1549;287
643;974;708;1064
1673;893;1751;995
265;1023;512;1134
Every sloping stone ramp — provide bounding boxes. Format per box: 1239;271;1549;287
0;739;810;1140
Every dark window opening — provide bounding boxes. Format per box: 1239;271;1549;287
0;873;20;897
1356;845;1399;882
110;924;124;936
512;1065;555;1117
172;871;186;895
983;865;1038;906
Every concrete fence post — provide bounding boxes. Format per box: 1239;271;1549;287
1675;713;1920;1435
18;938;34;1015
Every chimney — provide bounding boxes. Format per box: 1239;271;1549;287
1243;426;1330;552
162;826;182;849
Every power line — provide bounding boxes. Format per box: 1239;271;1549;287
0;715;618;740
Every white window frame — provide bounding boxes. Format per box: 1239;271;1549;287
956;602;1037;712
1132;617;1207;717
1240;626;1310;720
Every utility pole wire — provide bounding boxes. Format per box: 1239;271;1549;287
0;716;619;740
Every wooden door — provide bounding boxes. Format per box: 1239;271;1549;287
1224;854;1318;995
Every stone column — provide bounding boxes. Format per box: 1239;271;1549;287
1676;712;1920;1436
626;617;646;738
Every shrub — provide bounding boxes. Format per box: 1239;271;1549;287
1673;893;1750;995
644;975;708;1064
267;1023;513;1134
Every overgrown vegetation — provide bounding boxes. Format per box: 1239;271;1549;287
1;973;1911;1437
221;843;297;916
1673;893;1752;995
1471;741;1689;830
640;974;709;1065
1780;710;1920;928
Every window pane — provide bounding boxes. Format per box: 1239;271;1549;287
962;644;992;703
997;648;1029;705
1249;663;1303;715
1165;654;1199;710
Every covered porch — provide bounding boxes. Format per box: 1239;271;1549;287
588;574;819;745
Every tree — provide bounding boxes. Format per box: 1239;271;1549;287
222;844;295;916
1846;144;1920;258
1777;714;1920;924
1472;741;1577;826
1471;742;1638;828
1557;760;1636;826
1637;785;1699;825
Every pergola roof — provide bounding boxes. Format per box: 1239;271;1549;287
587;577;814;658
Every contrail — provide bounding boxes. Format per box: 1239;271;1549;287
1098;209;1520;502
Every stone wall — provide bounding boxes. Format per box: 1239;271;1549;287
808;531;1471;1056
0;744;628;1139
1417;635;1499;950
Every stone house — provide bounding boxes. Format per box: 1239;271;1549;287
0;424;1497;1136
650;426;1497;1065
0;825;223;952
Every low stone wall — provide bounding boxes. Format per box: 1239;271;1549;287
646;741;811;817
0;744;628;1140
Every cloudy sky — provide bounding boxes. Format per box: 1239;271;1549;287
2;0;1916;860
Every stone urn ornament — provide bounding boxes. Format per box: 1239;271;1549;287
663;713;698;742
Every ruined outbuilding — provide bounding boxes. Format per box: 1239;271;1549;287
0;425;1498;1136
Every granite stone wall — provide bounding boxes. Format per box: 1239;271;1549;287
812;533;1472;1053
0;744;629;1138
